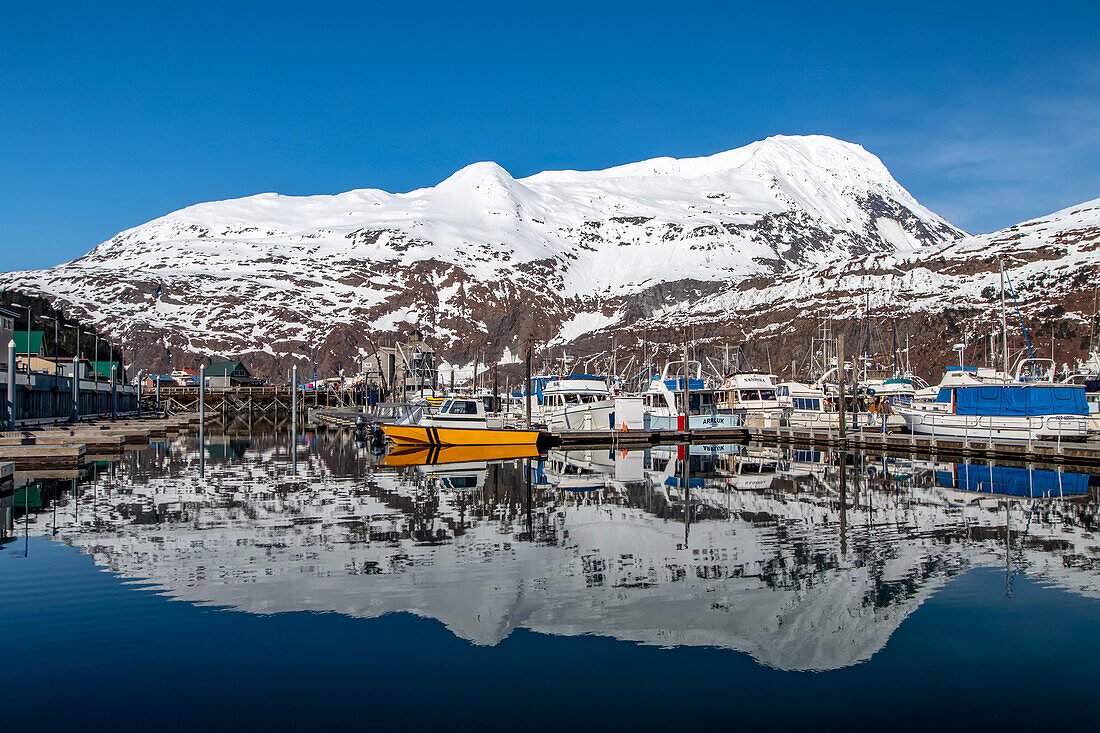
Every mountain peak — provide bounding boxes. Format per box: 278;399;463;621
435;161;518;191
0;134;975;378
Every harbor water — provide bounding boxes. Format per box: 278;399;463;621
3;430;1100;729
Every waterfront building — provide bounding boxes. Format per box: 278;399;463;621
360;330;438;399
205;360;260;388
13;330;44;359
90;360;123;380
142;374;177;390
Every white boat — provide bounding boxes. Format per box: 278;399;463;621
642;361;742;431
897;361;1088;440
540;377;617;431
719;372;781;427
775;381;877;431
1062;352;1100;432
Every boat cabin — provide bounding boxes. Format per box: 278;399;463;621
720;373;779;411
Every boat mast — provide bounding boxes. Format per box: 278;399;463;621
1000;258;1010;378
682;327;691;429
1092;287;1099;354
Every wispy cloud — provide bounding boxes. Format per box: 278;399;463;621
855;56;1100;233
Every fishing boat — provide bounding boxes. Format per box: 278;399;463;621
382;396;546;446
775;381;877;430
382;423;546;446
358;402;426;441
719;372;781;427
642;361;742;430
539;376;617;431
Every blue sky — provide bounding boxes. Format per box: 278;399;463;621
2;0;1098;271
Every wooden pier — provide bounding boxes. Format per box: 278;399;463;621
0;412;204;468
745;425;1100;466
555;428;749;449
0;443;86;470
153;385;360;419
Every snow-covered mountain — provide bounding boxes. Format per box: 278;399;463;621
615;196;1100;377
0;135;965;378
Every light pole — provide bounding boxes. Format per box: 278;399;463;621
9;304;30;374
65;322;80;363
42;315;59;374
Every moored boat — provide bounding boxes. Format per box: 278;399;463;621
896;367;1088;440
540;376;617;431
642;361;742;431
384;395;547;445
382;423;546;446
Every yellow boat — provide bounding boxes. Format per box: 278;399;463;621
382;424;545;447
382;443;542;467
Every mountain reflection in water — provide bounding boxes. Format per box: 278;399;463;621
7;431;1100;672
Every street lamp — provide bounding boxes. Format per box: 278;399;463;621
42;314;59;374
64;322;80;361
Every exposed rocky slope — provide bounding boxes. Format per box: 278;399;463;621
587;197;1100;380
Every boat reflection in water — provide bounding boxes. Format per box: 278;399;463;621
12;432;1100;672
934;461;1092;499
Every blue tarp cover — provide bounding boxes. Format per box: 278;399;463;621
663;378;706;391
952;385;1087;416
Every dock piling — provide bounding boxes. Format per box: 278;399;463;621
5;340;14;429
71;356;79;422
110;365;118;421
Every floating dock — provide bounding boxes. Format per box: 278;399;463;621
0;413;203;468
0;443;86;470
745;425;1100;466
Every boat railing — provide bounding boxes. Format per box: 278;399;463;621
908;408;1088;452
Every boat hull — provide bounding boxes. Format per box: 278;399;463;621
382;424;544;447
545;401;617;431
897;408;1088;440
648;413;743;431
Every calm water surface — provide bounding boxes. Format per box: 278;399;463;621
3;430;1099;730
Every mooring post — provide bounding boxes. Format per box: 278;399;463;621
838;450;848;556
6;339;15;430
71;356;79;423
291;365;298;472
837;334;846;440
137;369;143;417
110;365;118;421
155;374;161;414
525;339;532;429
199;363;206;432
199;364;206;476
